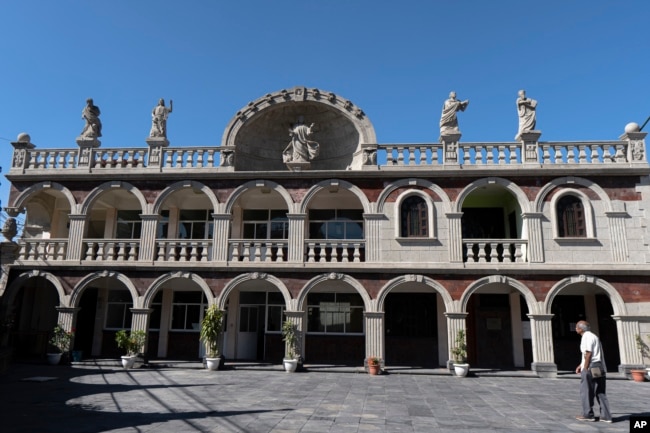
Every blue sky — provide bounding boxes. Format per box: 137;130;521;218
1;1;649;206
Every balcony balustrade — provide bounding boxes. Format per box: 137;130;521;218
463;239;527;263
229;240;288;262
305;240;365;263
82;240;139;261
18;239;68;261
155;240;212;262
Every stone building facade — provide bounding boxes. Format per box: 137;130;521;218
1;86;649;376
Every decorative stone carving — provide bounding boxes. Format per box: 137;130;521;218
440;91;469;135
631;140;645;161
516;90;538;138
80;98;102;138
1;218;17;242
150;99;173;138
283;116;320;167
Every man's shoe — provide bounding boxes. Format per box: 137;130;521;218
576;416;595;422
600;418;612;423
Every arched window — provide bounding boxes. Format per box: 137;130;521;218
400;195;428;237
557;195;586;237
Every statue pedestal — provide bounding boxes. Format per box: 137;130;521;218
145;137;170;147
146;137;170;169
516;131;542;163
76;136;101;148
440;132;462;164
76;137;101;168
515;130;542;142
286;161;311;172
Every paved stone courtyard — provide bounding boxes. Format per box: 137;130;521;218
0;362;648;433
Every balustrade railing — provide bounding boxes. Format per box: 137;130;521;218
93;148;146;168
82;240;139;261
463;239;527;263
305;240;365;263
18;239;68;261
155;240;212;262
229;240;288;262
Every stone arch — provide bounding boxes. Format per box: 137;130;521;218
1;270;67;308
296;273;372;312
376;275;454;313
217;273;292;310
459;275;540;315
544;275;627;316
299;179;371;214
224;180;296;214
70;271;140;308
376;178;452;214
152;181;220;214
80;181;149;215
221;86;376;171
453;177;531;213
11;182;77;213
144;271;215;308
533;177;613;213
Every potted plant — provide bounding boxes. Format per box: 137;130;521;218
367;356;381;375
281;320;300;372
630;334;649;382
47;325;74;365
200;305;224;371
115;329;146;369
451;329;469;377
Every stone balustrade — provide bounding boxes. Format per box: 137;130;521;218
155;240;212;262
11;140;638;173
463;239;528;263
82;240;139;261
229;240;288;262
18;239;68;261
305;241;365;263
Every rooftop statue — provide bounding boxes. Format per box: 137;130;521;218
283;116;320;163
440;91;469;135
80;98;102;138
516;90;537;136
150;98;173;138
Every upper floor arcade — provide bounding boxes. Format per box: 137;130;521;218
4;173;646;269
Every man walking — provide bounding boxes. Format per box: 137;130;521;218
575;320;612;423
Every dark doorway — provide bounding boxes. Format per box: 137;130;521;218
385;293;438;367
73;287;98;359
596;295;620;370
468;294;513;368
462;208;506;239
551;295;585;371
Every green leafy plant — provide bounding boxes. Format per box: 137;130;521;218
281;320;299;360
49;325;74;354
368;356;381;366
200;305;224;358
115;330;146;356
451;329;468;364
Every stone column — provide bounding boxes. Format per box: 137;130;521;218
444;312;468;369
284;310;304;359
211;213;231;262
606;210;629;263
527;314;557;377
131;308;153;359
363;213;384;262
139;214;159;262
66;214;87;261
364;312;384;368
510;293;525;368
446;213;464;263
76;137;101;169
517;131;542;164
522;212;545;263
620;130;647;163
440;133;461;165
612;315;643;373
287;213;306;263
10;133;35;173
146;137;169;171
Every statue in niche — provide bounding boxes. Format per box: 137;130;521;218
150;98;173;138
516;90;537;135
439;91;469;134
80;98;102;138
283;116;320;163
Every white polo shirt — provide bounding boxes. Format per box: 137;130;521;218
580;330;606;371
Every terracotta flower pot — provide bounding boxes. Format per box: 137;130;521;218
630;369;647;382
368;364;381;375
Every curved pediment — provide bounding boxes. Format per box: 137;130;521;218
221;86;376;171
